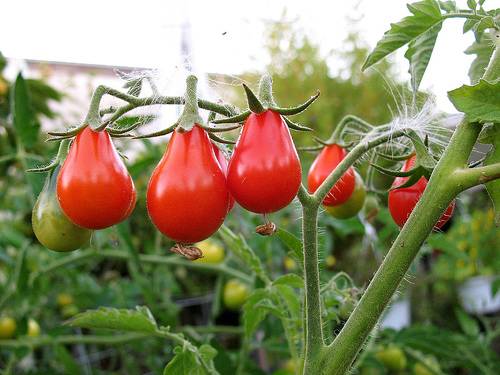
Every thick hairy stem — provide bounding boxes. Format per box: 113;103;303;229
322;120;481;374
302;203;324;374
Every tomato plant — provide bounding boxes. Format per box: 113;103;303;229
227;110;301;214
388;156;455;229
147;125;230;244
32;167;92;252
308;144;355;206
57;127;136;229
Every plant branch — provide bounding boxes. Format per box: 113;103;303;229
452;163;500;191
29;248;253;286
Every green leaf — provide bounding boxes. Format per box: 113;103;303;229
198;344;218;362
11;73;40;148
464;34;495;84
219;225;270;283
492;278;500;297
67;306;158;333
53;345;82;375
276;228;303;267
363;0;443;70
273;274;304;289
273;284;301;318
467;0;477;10
243;289;272;338
474;16;496;38
448;80;500;123
405;21;443;92
455;309;480;337
163;347;204;375
438;1;456;12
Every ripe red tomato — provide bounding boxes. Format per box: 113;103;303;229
147;125;230;243
308;144;355;206
227;110;301;213
57;127;136;229
388;155;454;228
212;143;234;212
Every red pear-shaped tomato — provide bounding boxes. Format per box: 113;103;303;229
227;110;301;213
147;125;230;243
212;143;234;212
57;127;136;229
389;155;454;229
307;144;355;206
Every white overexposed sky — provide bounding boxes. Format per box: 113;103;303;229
1;0;481;112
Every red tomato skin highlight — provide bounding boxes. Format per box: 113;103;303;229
212;143;235;212
147;125;230;243
57;127;136;230
388;156;454;229
227;110;302;214
307;144;356;206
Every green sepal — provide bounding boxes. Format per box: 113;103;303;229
375;149;415;162
272;91;320;116
107;122;141;135
200;123;242;133
133;123;177;139
48;124;86;138
298;145;323;152
390;169;429;190
108;132;133;138
283;116;313;132
212;110;251;124
207;132;236;145
371;163;418;178
405;129;437;169
26;160;59;173
243;84;266;114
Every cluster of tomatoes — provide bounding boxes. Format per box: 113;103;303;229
32;78;453;256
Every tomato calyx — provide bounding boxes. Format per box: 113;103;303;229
213;75;319;132
170;243;203;261
371;130;438;190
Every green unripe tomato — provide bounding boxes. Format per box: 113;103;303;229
0;316;16;339
27;318;41;337
32;167;92;252
57;293;74;308
284;256;298;272
375;346;407;371
223;279;250;310
325;171;366;219
194;239;225;264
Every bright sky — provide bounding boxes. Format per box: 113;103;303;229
1;0;478;112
